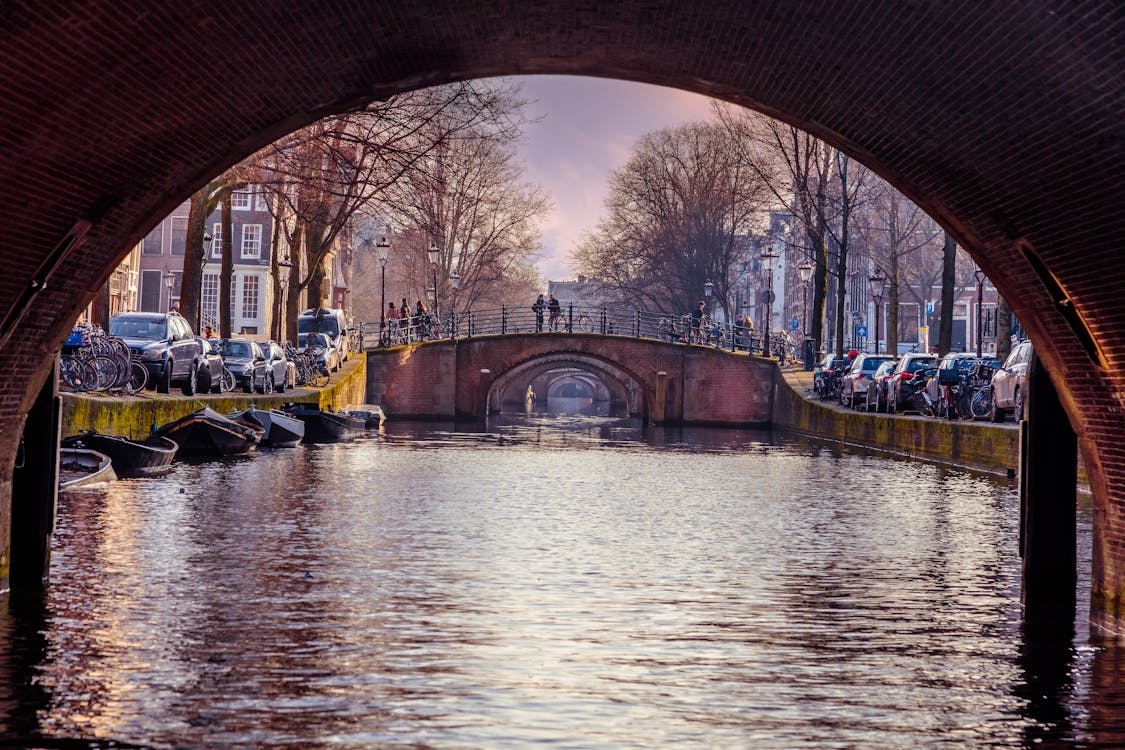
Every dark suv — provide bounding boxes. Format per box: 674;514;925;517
108;311;204;394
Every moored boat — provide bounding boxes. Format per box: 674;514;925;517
228;405;305;448
342;403;386;430
155;407;262;456
61;431;179;477
281;403;365;443
59;448;117;490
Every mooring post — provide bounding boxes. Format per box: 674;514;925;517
11;362;60;592
1020;351;1077;625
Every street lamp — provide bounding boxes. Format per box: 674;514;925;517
449;271;461;337
797;259;814;338
163;267;176;312
760;248;779;356
376;235;391;345
974;267;986;358
428;243;441;315
868;270;885;355
703;279;714;313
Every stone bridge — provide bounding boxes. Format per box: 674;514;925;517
365;335;775;425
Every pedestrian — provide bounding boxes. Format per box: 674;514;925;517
386;302;399;342
415;299;428;339
532;293;546;332
547;294;561;331
203;325;214;339
170;300;182;315
690;300;705;343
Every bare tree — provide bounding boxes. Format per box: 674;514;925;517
572;122;768;316
938;231;956;355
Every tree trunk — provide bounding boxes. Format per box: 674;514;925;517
220;193;234;338
887;251;900;356
180;189;209;332
270;218;283;341
285;239;302;344
996;295;1013;361
89;281;111;330
938;231;956;356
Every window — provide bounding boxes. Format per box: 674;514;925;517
170;271;183;309
254;188;268;211
170;216;187;256
241;275;260;320
232;189;251;210
201;273;219;327
211;223;223;259
241;224;262;259
142;224;163;255
139;269;163;311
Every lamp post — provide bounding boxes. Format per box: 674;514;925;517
703;279;714;312
797;259;814;337
163;267;176;312
868;270;885;354
449;271;461;337
376;235;391;345
428;243;441;315
974;267;986;358
760;247;779;356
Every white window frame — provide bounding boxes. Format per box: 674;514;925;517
211;223;223;259
201;272;219;327
254;188;268;211
142;224;164;255
241;224;262;260
241;275;260;321
232;189;251;210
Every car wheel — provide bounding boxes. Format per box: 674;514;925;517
262;374;274;395
989;388;1004;422
243;377;253;394
1014;387;1024;421
182;363;198;396
210;369;223;394
275;371;285;393
157;361;171;394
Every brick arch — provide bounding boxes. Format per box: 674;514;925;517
2;3;1124;623
486;353;646;417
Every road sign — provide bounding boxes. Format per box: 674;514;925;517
925;301;934;315
855;325;868;338
790;318;799;330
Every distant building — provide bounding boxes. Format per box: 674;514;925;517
547;276;627;311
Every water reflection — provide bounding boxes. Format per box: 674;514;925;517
0;414;1116;747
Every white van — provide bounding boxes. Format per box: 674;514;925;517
298;307;350;362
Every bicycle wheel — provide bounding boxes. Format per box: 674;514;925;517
220;367;237;393
577;315;593;332
90;355;123;391
124;362;149;394
913;391;934;417
311;366;330;388
970;388;992;419
60;356;96;392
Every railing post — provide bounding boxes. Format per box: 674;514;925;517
468;311;473;339
730;323;736;352
601;307;607;335
501;305;507;335
567;304;573;332
634;310;640;338
450;310;456;340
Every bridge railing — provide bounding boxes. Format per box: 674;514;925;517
359;305;794;361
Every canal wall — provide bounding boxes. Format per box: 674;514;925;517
772;369;1020;476
60;357;367;440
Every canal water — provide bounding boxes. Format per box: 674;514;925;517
0;411;1120;748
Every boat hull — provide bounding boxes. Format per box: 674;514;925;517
59;448;117;490
230;408;305;448
155;407;261;455
62;432;178;477
282;405;365;443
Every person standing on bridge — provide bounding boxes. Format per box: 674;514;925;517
548;294;561;331
690;300;705;344
532;293;546;332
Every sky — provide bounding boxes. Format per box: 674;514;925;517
506;76;718;282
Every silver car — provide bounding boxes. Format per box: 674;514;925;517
840;354;895;409
990;339;1033;422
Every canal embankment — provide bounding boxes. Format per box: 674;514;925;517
772;367;1021;477
61;355;367;440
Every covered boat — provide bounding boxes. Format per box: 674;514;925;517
342;403;386;430
229;405;305;448
281;403;365;443
59;448;117;490
62;431;178;477
154;407;261;455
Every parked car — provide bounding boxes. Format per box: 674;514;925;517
298;307;350;364
840;354;895;409
298;332;340;374
217;338;269;393
194;337;226;394
108;311;204;394
864;359;899;413
260;340;289;393
886;353;939;413
991;339;1033;422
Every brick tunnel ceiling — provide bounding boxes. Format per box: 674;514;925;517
1;1;1123;419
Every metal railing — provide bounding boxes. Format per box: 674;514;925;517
359;305;796;361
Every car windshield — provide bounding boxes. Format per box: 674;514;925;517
298;315;340;338
299;333;327;349
862;358;892;371
109;317;167;340
221;341;253;358
907;357;937;372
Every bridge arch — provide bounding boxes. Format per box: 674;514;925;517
1;3;1122;624
486;352;645;418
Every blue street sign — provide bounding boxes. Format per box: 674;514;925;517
790;318;799;330
855;325;868;338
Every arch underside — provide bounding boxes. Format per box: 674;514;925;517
1;1;1124;626
488;353;646;418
